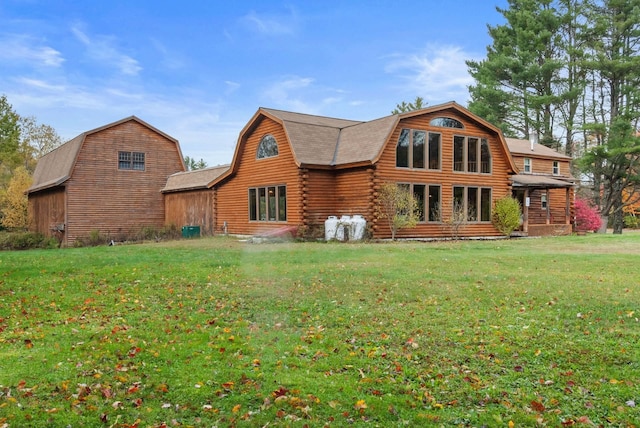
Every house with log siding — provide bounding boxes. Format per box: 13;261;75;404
164;102;574;239
28;102;576;245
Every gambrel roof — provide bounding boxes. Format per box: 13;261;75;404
218;101;517;182
27;116;183;194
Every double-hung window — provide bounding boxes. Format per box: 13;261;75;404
524;158;532;173
552;161;560;175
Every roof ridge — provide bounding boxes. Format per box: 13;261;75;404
262;107;362;123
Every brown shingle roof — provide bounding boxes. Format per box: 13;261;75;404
27;116;183;194
505;137;571;159
162;164;230;192
228;102;517;174
28;134;84;193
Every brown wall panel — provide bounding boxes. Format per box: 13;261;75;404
164;190;215;235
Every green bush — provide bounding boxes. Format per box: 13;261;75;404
624;214;639;229
492;195;521;236
0;231;60;250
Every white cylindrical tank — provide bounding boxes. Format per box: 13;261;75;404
324;216;339;241
351;215;366;240
336;215;351;241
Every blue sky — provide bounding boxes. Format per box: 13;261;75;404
1;1;507;166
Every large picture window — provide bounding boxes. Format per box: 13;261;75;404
453;186;492;222
118;151;145;171
396;129;440;170
397;183;441;223
249;185;286;221
453;136;491;174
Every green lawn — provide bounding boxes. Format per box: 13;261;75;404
1;234;639;427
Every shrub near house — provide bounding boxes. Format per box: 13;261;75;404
574;198;602;232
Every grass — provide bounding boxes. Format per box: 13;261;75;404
0;234;639;427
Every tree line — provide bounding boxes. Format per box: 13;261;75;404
0;95;62;230
466;0;640;233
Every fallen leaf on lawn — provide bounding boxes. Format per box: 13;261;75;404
531;400;545;412
354;399;367;410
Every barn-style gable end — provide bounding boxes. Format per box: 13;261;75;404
27;116;185;246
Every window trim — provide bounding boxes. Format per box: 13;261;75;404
248;185;287;222
524;157;532;174
552;161;560;176
118;151;145;171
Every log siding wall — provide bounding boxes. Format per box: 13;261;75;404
216;117;301;236
373;109;512;239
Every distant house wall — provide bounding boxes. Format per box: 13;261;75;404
216;116;302;235
514;154;570;177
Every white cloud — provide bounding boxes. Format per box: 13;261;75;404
224;80;241;94
262;76;317;112
241;7;298;36
0;34;64;67
385;45;478;104
71;25;142;76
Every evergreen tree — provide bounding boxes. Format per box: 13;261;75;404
467;0;568;149
579;0;640;234
391;97;427;114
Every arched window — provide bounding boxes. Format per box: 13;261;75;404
257;134;278;159
430;117;464;129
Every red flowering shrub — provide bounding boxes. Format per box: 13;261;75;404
574;198;602;232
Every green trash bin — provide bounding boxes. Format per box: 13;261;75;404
182;225;201;238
